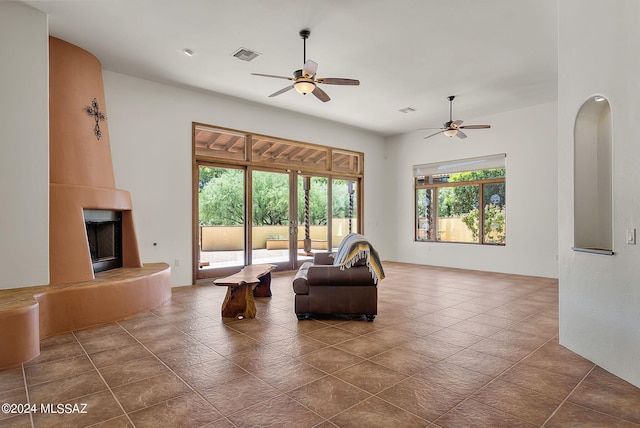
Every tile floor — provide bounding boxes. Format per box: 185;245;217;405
1;262;640;427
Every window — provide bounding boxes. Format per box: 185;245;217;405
414;154;506;245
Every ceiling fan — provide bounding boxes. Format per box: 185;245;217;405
251;29;360;102
423;96;491;139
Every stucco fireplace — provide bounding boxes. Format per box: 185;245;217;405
0;37;172;369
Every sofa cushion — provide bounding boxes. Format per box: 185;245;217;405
307;264;377;287
313;252;335;265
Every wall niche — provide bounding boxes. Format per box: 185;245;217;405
573;95;613;255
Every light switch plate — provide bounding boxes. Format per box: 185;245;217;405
626;228;636;245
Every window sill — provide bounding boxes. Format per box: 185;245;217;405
571;247;614;256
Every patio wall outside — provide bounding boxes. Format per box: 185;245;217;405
200;219;358;251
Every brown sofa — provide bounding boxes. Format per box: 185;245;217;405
292;233;384;321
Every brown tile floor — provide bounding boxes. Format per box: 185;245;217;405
1;262;640;427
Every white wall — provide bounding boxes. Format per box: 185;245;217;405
385;102;558;278
559;0;640;387
0;2;49;289
103;71;387;287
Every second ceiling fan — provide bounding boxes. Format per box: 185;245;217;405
252;29;360;102
423;96;491;139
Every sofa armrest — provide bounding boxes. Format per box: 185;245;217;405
313;252;334;265
292;262;312;294
307;265;375;287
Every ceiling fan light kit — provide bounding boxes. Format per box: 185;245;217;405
292;69;315;94
251;29;360;102
422;95;491;140
294;81;315;94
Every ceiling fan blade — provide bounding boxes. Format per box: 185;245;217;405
269;85;294;97
456;130;468;139
452;120;463;127
459;124;491;129
419;127;446;131
317;77;360;86
424;130;445;139
303;60;318;77
312;86;330;102
251;73;294;81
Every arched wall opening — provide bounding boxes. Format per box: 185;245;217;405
573;95;612;254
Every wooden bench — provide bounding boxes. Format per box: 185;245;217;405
213;264;276;319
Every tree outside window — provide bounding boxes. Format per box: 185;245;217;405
199;168;353;227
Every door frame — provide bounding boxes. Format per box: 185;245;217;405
192;123;364;284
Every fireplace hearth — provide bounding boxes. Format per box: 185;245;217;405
84;209;122;273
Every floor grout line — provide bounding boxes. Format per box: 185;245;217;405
71;330;137;428
540;364;596;427
114;317;241;427
20;362;34;428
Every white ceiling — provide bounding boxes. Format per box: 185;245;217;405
23;0;558;136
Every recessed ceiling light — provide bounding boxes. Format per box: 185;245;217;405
399;107;417;114
182;48;197;57
594;95;605;102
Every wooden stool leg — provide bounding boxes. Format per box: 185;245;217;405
253;272;272;297
221;283;257;318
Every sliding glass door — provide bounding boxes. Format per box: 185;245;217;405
331;178;359;251
197;165;246;279
193;123;364;282
297;175;329;264
197;166;355;278
251;169;292;267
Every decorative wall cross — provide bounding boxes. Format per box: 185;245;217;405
84;98;107;140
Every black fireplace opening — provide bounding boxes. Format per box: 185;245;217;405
84;209;123;273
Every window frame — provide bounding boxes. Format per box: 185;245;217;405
414;155;506;246
192;122;365;282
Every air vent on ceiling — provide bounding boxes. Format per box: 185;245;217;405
399;107;417;114
231;48;261;62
